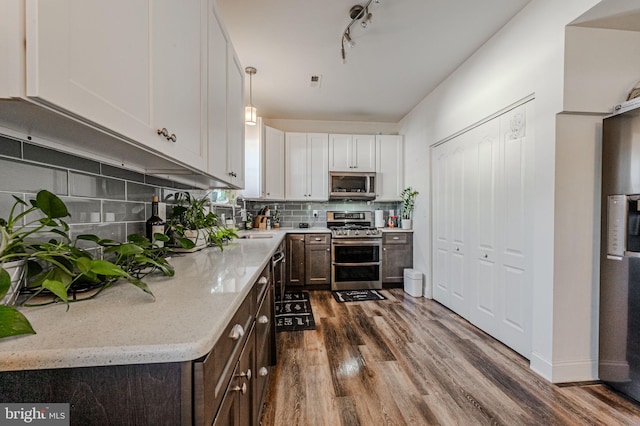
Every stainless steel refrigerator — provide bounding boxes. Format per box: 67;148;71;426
600;101;640;402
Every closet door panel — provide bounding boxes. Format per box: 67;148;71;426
431;143;451;306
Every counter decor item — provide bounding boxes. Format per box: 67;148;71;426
165;192;237;252
0;191;169;340
401;187;419;229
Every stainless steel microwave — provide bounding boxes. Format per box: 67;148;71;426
329;172;376;200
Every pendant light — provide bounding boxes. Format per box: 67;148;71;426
245;67;257;126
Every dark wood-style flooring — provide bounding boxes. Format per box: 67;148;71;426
260;289;640;425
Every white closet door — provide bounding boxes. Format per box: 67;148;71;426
431;142;452;306
470;120;500;337
449;136;470;316
498;103;532;357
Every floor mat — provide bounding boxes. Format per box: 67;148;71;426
275;291;316;332
332;289;387;303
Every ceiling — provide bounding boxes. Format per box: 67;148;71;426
216;0;532;123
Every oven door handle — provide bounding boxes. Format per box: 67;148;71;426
332;262;381;267
331;240;381;246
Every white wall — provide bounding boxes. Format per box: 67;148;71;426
399;0;603;382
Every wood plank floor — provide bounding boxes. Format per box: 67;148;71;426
260;289;640;425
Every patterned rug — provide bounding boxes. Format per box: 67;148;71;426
332;289;387;303
275;291;316;332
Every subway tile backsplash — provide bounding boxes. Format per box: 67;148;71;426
0;133;402;244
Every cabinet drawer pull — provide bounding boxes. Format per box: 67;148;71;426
229;324;245;341
259;367;268;377
315;237;322;241
258;315;269;324
232;383;247;395
258;277;268;285
393;236;400;240
237;368;252;381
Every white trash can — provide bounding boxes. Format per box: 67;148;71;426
403;269;423;297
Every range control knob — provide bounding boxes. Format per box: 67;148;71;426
354;230;359;236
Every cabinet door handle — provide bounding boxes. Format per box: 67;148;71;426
237;368;252;381
229;324;245;341
258;277;268;285
232;383;247;395
258;315;269;324
258;367;268;377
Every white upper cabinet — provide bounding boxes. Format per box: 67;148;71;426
24;0;208;172
207;2;244;188
375;135;404;201
285;133;328;201
263;126;285;200
328;134;376;172
226;51;245;188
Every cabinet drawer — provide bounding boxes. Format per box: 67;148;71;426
255;265;271;306
255;286;273;352
193;291;254;426
305;234;330;245
383;233;411;245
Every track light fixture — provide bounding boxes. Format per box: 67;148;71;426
340;0;380;63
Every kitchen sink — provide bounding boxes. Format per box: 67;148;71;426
238;233;275;239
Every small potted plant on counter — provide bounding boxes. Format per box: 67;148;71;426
165;191;238;252
401;187;419;229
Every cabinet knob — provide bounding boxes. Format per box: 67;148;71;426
232;383;247;395
167;133;177;143
326;248;330;252
258;315;269;324
484;253;488;258
157;128;169;137
237;368;252;381
383;247;387;251
258;367;268;377
456;247;459;252
229;324;245;341
258;277;268;285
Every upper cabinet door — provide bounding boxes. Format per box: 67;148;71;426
26;0;151;136
307;133;329;200
328;134;352;171
285;133;310;201
264;126;285;200
226;51;245;188
328;134;375;172
25;0;208;172
351;134;376;172
207;3;229;180
376;135;403;201
151;0;207;172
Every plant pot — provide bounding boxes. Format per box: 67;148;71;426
401;219;412;230
173;229;209;253
1;259;27;306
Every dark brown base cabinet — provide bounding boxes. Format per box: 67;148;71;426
286;233;331;288
0;265;276;426
382;232;413;283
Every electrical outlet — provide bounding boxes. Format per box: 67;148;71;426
313;210;318;217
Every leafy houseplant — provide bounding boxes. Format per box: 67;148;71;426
0;191;174;339
400;187;419;229
166;192;237;251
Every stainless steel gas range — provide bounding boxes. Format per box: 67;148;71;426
327;211;382;291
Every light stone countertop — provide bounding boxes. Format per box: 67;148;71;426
0;231;293;372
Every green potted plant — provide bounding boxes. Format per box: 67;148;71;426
0;191;175;339
165;192;237;251
400;187;419;229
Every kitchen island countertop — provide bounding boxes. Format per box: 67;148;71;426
0;231;291;372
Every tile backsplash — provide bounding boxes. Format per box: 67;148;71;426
0;133;402;242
